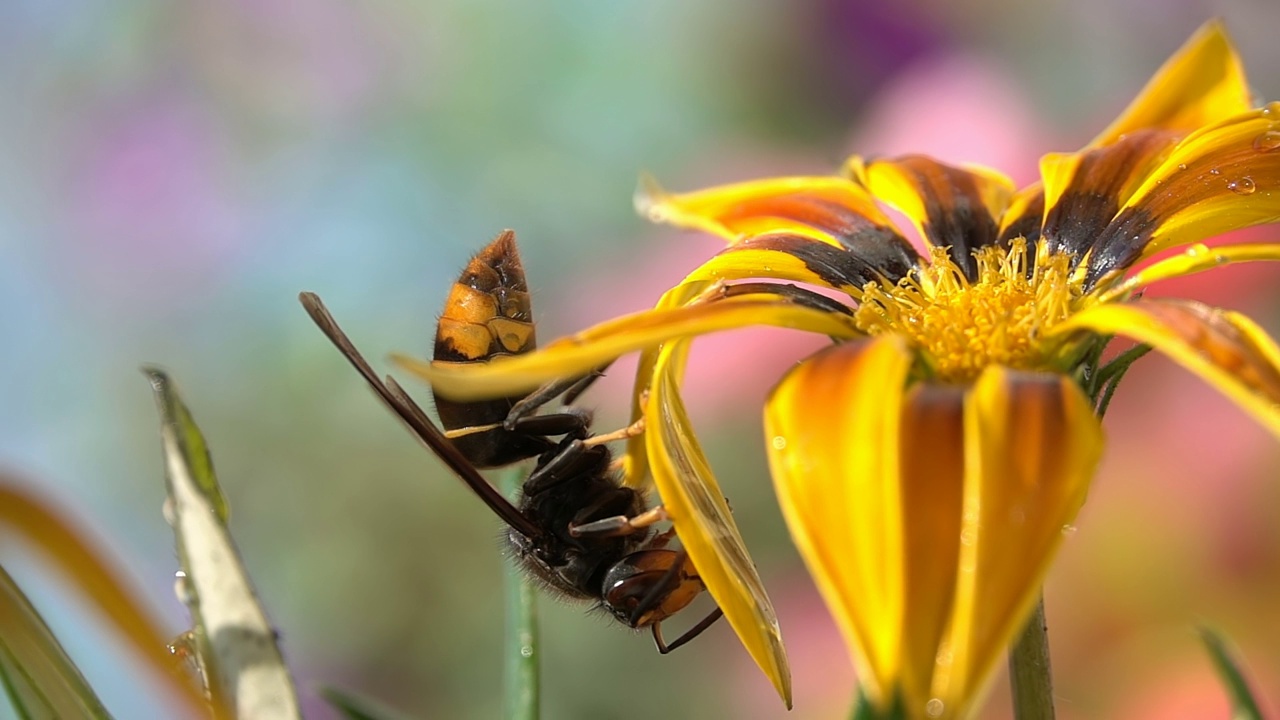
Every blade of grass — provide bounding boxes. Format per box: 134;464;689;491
499;467;538;720
144;367;300;719
1199;627;1265;720
0;563;112;719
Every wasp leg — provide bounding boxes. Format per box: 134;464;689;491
569;505;669;538
507;406;593;438
581;417;645;447
523;438;608;494
652;607;725;654
503;363;613;431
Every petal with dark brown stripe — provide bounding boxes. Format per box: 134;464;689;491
1038;129;1180;260
635;173;913;255
855;156;1014;279
675;234;917;295
1085;108;1280;281
1048;298;1280;438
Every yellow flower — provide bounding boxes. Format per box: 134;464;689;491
399;21;1280;718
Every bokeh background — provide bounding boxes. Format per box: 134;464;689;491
1;1;1279;718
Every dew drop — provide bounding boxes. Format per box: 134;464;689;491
520;645;534;658
1263;101;1280;117
959;528;975;546
1062;524;1078;536
1208;167;1222;176
1227;176;1257;195
1254;130;1280;153
1185;244;1207;257
771;435;787;451
926;699;946;718
174;570;195;606
1177;163;1188;171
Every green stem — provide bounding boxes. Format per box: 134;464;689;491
1008;594;1055;720
500;468;539;720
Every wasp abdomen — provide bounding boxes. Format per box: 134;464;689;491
432;230;550;467
434;229;536;363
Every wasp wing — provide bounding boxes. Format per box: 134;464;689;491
299;292;541;539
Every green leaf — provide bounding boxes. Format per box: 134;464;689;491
0;564;113;720
1199;626;1266;720
320;685;422;720
145;367;300;718
143;367;229;523
851;688;906;720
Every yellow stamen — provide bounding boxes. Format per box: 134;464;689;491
854;240;1085;382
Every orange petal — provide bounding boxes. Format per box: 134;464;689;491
932;368;1103;718
855;156;1014;278
897;384;966;708
764;336;914;708
1089;20;1252;148
1049;298;1280;438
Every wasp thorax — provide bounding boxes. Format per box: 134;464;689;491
854;239;1085;382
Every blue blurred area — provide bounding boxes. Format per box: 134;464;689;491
1;1;1279;718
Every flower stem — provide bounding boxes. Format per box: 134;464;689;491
1008;593;1055;720
501;467;539;720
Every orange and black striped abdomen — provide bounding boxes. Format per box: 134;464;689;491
432;230;551;466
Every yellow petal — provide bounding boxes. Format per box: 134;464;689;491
996;181;1045;245
647;339;792;705
399;294;863;401
856;156;1014;277
1096;242;1280;302
765;336;914;708
933;368;1102;718
635;173;913;253
1089;20;1252;148
1049;298;1280;438
1086;106;1280;279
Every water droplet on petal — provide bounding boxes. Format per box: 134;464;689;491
1254;130;1280;153
1177;163;1188;171
771;435;787;450
1062;524;1078;536
1227;176;1257;195
1263;101;1280;117
1209;168;1222;176
1185;244;1207;257
926;699;946;718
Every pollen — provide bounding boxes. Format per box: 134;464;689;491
854;239;1085;382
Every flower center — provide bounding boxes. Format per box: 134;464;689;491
853;239;1085;382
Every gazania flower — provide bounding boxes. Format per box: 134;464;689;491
401;21;1280;719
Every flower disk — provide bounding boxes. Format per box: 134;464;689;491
856;240;1084;382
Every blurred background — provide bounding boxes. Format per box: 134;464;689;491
1;1;1279;718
